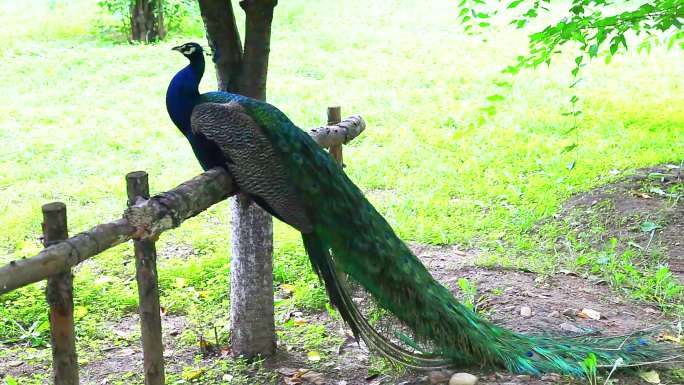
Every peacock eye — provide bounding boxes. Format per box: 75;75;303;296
525;350;542;361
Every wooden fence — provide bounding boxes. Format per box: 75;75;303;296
0;107;365;385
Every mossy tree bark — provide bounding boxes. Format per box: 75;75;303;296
198;0;278;357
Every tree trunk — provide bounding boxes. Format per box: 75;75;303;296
130;0;165;42
198;0;243;92
198;0;278;358
229;198;275;356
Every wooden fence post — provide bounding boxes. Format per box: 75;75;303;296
126;171;165;385
327;106;343;164
43;202;79;385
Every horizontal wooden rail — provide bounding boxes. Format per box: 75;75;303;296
0;168;233;294
0;115;365;295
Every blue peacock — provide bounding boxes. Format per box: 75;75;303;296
165;42;681;376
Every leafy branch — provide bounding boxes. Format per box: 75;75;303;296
459;0;683;162
457;0;684;73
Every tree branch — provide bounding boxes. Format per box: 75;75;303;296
308;115;366;148
198;0;244;92
238;0;278;99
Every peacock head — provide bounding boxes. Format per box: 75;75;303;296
172;42;204;62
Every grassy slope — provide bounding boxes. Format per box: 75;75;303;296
0;0;682;369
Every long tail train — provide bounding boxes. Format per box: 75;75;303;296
302;232;682;375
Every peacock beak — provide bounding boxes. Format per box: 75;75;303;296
172;45;183;52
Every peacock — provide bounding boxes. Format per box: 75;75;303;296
165;42;680;376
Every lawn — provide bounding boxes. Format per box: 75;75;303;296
0;0;682;383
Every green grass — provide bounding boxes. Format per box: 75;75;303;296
0;0;683;379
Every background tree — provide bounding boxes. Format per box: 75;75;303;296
197;0;278;358
98;0;197;42
130;0;165;42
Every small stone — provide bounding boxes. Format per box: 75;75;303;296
429;370;454;384
562;307;578;317
578;308;601;320
547;310;560;318
449;372;478;385
520;306;532;317
560;322;583;334
516;374;531;381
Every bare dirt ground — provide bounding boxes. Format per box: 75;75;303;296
1;165;683;384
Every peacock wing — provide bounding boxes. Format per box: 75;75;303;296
190;101;314;233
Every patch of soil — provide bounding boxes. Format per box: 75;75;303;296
553;164;683;282
158;242;197;260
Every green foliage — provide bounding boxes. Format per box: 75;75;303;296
459;0;684;72
457;277;478;310
457;0;683;155
97;0;201;39
580;352;598;385
573;239;684;311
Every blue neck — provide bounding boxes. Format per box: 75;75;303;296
166;56;205;135
166;54;230;171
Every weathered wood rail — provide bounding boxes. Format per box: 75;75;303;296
0;107;364;385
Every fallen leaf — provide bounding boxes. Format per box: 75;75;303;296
293;318;308;326
281;284;296;294
578;308;601;320
639;370;660;384
307;351;321;361
174;277;187;288
182;368;205;381
660;334;681;343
